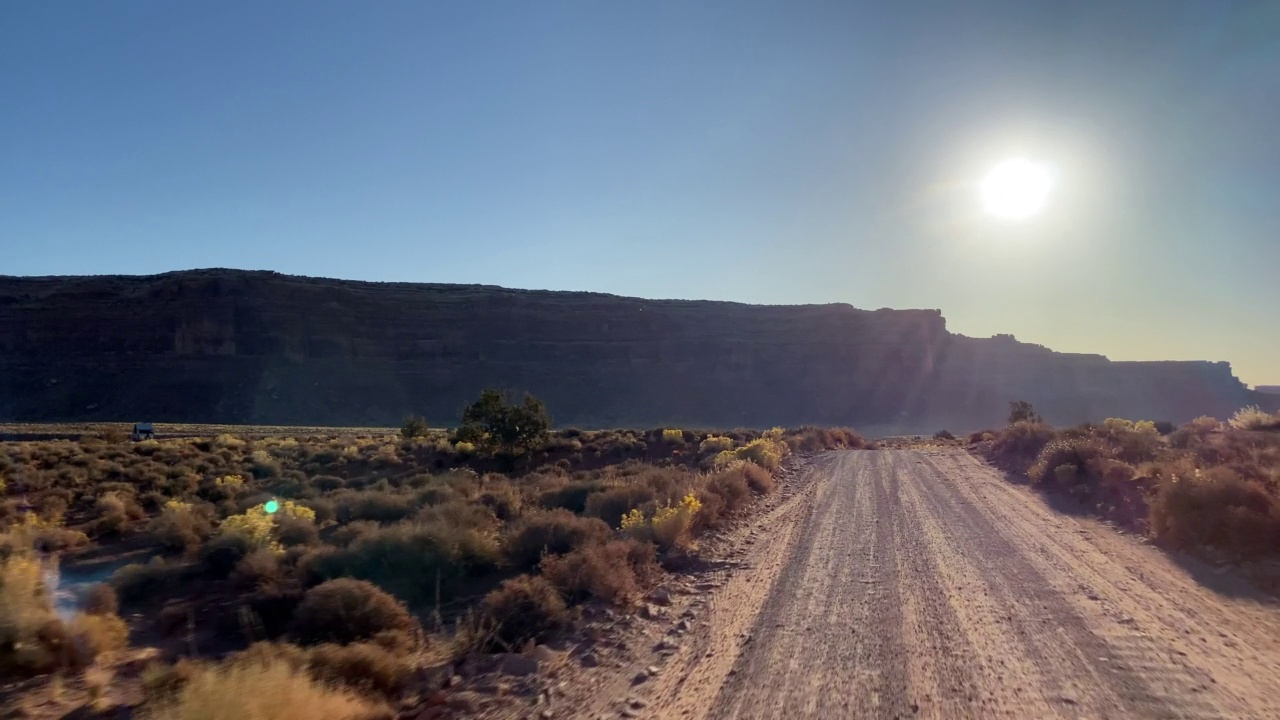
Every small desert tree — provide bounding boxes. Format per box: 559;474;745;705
456;389;551;457
1008;400;1042;425
400;415;430;439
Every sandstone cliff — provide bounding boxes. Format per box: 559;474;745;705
0;270;1267;432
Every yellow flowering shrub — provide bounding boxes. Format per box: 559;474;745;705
215;474;245;488
218;501;315;552
621;494;702;551
698;436;734;455
661;428;685;444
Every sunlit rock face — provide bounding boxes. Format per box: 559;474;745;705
0;270;1267;432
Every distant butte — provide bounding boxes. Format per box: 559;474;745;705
0;269;1273;432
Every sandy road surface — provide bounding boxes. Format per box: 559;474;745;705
545;449;1280;719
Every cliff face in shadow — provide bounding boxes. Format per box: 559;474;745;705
0;270;1267;432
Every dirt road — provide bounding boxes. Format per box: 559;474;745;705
548;449;1280;719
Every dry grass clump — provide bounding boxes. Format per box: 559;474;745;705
139;655;390;720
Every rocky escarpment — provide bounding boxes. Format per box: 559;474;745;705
0;270;1267;432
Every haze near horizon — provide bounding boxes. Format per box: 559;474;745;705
2;2;1277;385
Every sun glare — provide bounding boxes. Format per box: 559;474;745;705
980;158;1053;221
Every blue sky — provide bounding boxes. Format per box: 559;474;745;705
2;1;1277;384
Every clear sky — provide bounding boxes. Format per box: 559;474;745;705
2;2;1277;385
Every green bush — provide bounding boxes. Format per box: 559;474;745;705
400;415;430;439
1008;400;1043;425
457;389;551;456
111;557;187;604
301;521;500;606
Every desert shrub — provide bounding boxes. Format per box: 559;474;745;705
290;579;417;647
302;521;500;606
1008;400;1042;425
740;462;776;494
1150;468;1280;557
305;641;414;697
216;500;315;558
988;422;1057;470
661;428;686;446
732;437;789;470
1230;406;1280;431
83;583;119;616
277;516;321;547
313;475;345;492
477;483;524;521
1154;421;1176;436
1092;458;1137;484
92;492;134;535
457;389;551;456
933;430;956;441
478;574;567;650
329;520;381;548
698;436;734;455
0;551;71;676
201;532;254;577
504;509;613;569
783;426;864;453
1028;438;1108;488
139;655;388;720
541;538;659;605
584;485;659;527
234;549;282;589
1098;418;1162;464
141;658;201;703
400;415;430;439
112;557;187;603
537;480;608;513
248;450;282;479
150;500;214;554
300;498;336;524
704;466;752;516
68;611;130;657
246;589;304;639
332;491;416;524
620;494;701;551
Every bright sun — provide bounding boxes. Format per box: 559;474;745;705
980;158;1053;220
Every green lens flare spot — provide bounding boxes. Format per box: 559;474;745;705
264;500;279;514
